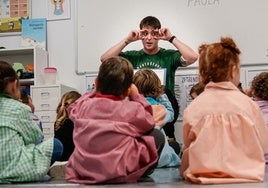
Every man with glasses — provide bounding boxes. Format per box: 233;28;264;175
100;16;198;153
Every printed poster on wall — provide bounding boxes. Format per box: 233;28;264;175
175;73;199;121
0;0;31;34
20;18;47;49
47;0;70;21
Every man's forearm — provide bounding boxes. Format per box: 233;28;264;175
100;39;128;62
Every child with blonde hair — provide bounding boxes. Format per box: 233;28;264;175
54;91;81;161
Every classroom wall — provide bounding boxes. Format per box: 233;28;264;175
32;0;85;93
1;0;268;94
1;0;268;143
76;0;268;73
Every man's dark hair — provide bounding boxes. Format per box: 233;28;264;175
140;16;161;29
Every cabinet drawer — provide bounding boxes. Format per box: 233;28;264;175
34;100;59;111
42;123;54;140
35;111;57;123
32;87;60;111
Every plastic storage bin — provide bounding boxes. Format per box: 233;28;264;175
44;67;57;85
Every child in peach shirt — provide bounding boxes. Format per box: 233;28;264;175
180;37;268;184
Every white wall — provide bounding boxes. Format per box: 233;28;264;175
2;0;268;94
35;0;86;93
1;0;268;143
76;0;268;73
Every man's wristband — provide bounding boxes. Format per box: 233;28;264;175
169;36;176;43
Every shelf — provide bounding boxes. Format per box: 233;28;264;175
19;78;34;85
0;48;34;56
0;47;48;86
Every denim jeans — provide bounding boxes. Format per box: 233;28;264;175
50;138;63;165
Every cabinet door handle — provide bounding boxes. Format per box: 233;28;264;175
40;104;50;110
43;128;51;134
41;92;50;98
40;116;50;122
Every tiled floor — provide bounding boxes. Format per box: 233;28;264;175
2;165;268;188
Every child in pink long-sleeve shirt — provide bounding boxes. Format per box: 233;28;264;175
66;56;165;184
180;37;268;184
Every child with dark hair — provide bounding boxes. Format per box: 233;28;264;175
66;56;165;184
20;90;44;144
189;82;205;99
0;60;63;183
246;72;268;126
246;72;268;163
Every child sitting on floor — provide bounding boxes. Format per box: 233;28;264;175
246;72;268;163
0;60;63;183
180;37;268;184
65;56;165;184
246;72;268;126
133;68;180;167
20;89;44;144
54;91;81;161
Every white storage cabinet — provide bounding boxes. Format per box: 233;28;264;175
31;84;75;140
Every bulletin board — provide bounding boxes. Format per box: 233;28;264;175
75;0;268;74
174;67;199;121
0;0;31;35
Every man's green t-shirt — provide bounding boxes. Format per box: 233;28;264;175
120;48;182;95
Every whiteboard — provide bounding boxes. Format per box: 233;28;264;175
75;0;268;73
